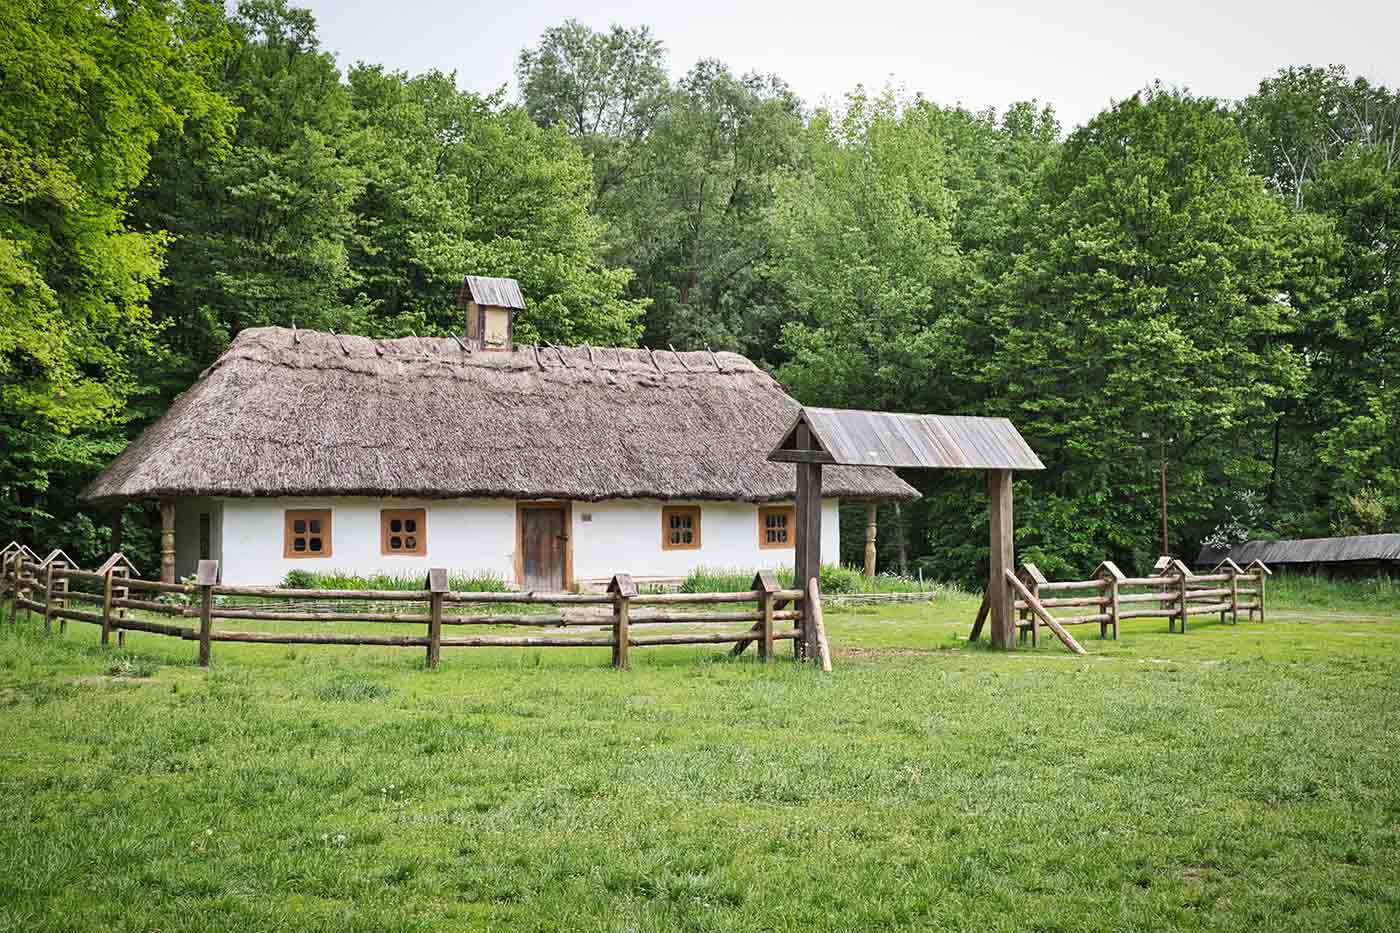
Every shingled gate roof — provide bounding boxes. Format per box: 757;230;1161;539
82;327;919;505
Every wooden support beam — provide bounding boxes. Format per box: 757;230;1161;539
864;502;878;577
968;592;989;641
987;469;1014;649
160;499;176;584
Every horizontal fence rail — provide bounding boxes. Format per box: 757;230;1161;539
969;557;1271;649
0;549;814;671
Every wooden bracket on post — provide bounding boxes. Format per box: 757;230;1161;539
1092;561;1125;640
1247;560;1271;621
608;574;637;669
196;560;219;667
426;568;448;670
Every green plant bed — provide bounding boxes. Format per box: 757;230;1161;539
677;563;966;597
280;569;510;593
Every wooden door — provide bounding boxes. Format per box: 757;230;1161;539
521;507;567;591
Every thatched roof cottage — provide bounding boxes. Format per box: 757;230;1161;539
83;280;916;587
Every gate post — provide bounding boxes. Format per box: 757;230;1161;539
988;469;1015;649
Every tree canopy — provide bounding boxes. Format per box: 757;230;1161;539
3;6;1397;581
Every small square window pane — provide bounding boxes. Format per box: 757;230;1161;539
391;518;402;533
309;519;321;534
293;537;306;552
405;536;416;550
309;537;322;552
294;519;306;534
390;536;402;550
405;519;416;533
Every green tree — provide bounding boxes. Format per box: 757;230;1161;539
347;66;646;345
606;61;804;353
516;20;668;201
978;87;1331;574
0;0;231;556
132;0;362;393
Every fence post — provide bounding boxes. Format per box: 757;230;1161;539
101;564;116;646
1175;564;1189;634
57;566;70;635
426;568;448;670
1247;560;1271;622
196;560;219;667
1094;561;1125;640
42;561;55;635
753;570;778;662
7;554;20;625
608;574;636;669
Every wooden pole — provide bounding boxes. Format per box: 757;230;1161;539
1106;574;1120;640
7;554;20;625
160;499;176;584
1159;440;1169;556
987;469;1014;650
863;502;878;577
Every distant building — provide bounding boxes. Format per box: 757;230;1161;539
1197;534;1400;575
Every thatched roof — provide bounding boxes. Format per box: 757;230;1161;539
83;327;918;505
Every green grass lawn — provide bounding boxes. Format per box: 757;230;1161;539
1;589;1398;931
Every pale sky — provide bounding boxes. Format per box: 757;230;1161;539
295;0;1398;129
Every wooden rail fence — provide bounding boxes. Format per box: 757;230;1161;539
969;557;1272;653
0;547;815;671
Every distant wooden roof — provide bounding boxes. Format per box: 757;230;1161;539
1198;534;1400;566
461;275;525;309
769;407;1044;470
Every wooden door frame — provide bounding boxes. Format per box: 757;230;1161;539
514;500;573;591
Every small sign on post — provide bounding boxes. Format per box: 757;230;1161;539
426;568;448;670
196;559;219;667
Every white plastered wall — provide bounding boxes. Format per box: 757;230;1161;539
204;496;841;588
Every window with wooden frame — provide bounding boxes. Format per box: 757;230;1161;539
284;510;331;558
381;509;426;556
759;506;795;549
661;506;701;550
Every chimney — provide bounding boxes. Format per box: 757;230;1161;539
458;275;524;352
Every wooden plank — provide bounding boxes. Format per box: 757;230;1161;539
101;567;115;646
968;592;989;641
808;578;832;673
